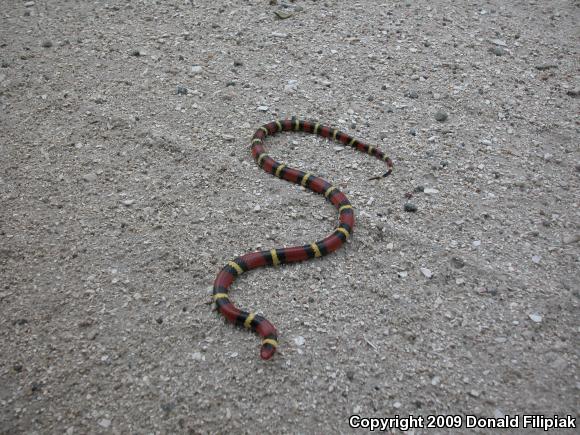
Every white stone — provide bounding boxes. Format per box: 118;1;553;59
191;352;205;361
98;419;111;428
294;336;305;346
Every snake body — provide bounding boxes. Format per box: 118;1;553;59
213;118;393;360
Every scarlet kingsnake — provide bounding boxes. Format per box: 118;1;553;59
213;118;393;360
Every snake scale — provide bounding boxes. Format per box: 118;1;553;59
212;118;393;360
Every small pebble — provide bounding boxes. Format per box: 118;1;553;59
191;352;205;361
534;64;557;71
404;203;418;212
253;204;261;212
82;173;97;182
190;65;203;74
529;313;542;323
492;46;505;56
98;419;111;429
121;199;135;206
420;267;433;279
562;234;579;244
257;105;269;112
531;255;541;264
294;336;305;346
434;110;448;122
423;187;439;194
406;90;419;99
41;40;53;48
275;10;293;19
156;317;163;324
176;85;188;95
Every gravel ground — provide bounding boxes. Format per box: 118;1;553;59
1;0;579;434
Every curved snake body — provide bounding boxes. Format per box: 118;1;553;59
213;118;393;360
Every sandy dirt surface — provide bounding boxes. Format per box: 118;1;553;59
1;0;579;433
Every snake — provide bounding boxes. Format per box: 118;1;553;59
212;118;393;360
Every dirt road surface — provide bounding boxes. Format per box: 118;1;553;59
1;1;578;433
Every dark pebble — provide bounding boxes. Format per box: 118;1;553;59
492;46;505;56
413;185;425;193
176;85;188;95
566;89;579;98
78;319;92;328
450;256;465;269
434;110;448;122
156;317;163;324
406;90;419;99
233;60;243;67
41;40;53;48
130;49;141;57
31;382;42;392
404;203;418;212
409;127;417;136
161;402;176;413
535;64;557;71
13;318;28;326
13;363;23;373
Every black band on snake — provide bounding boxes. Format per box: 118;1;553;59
212;118;393;360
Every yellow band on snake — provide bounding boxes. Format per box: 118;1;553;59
262;338;278;347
